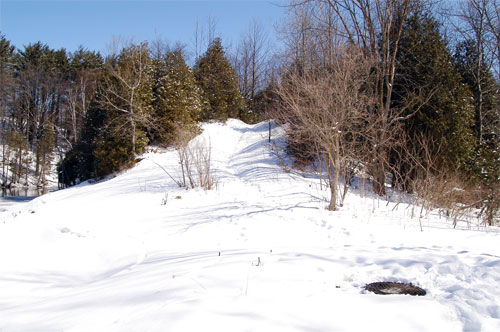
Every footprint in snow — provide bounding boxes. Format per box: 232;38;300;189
60;227;85;238
487;305;500;318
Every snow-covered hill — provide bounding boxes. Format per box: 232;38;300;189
0;119;499;332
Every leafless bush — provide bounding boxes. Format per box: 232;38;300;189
398;133;491;228
173;126;216;191
174;126;196;188
189;137;216;190
410;171;487;228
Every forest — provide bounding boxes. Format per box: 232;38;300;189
0;0;499;224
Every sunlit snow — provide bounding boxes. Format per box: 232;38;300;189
0;119;499;331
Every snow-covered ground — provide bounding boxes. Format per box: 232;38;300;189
0;119;499;332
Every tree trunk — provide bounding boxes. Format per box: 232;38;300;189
131;118;136;158
268;120;271;142
327;145;338;211
327;161;337;211
372;161;386;196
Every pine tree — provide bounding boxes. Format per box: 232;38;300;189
194;38;245;121
70;46;103;71
0;34;15;127
152;49;202;145
392;11;476;182
0;33;15;69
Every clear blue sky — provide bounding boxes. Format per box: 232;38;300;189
0;0;286;59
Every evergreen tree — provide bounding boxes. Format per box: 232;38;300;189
0;34;15;127
194;38;245;121
60;44;154;184
70;46;103;71
455;39;499;148
99;42;153;158
455;39;500;225
0;33;15;69
59;86;146;184
392;11;476;183
151;49;202;145
58;96;108;186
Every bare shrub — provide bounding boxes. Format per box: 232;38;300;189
173;126;216;190
399;133;491;228
174;126;196;188
411;171;488;228
189;136;216;190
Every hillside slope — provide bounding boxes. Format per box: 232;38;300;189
0;119;499;332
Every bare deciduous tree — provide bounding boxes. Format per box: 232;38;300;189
100;42;153;157
234;19;270;102
275;46;376;210
484;0;500;82
278;0;321;71
318;0;420;195
192;15;219;61
66;68;99;145
452;0;499;144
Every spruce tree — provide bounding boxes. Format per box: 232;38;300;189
194;38;245;121
152;49;202;145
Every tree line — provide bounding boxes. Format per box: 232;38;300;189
0;35;252;189
0;0;499;224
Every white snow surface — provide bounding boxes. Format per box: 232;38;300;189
0;119;499;332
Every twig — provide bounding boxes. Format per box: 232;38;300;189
151;160;183;187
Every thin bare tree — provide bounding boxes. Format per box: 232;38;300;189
278;0;320;71
275;46;376;210
485;0;500;82
452;0;498;144
234;19;270;102
100;42;154;157
192;15;218;61
66;68;99;145
317;0;421;195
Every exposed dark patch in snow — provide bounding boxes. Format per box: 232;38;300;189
365;281;426;296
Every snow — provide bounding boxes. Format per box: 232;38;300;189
0;119;499;332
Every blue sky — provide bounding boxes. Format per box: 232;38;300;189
0;0;286;58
